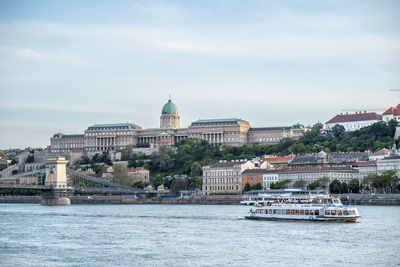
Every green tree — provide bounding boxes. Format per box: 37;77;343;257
329;179;341;193
362;173;379;188
189;176;203;189
251;183;262;190
293;179;307;189
112;163;131;186
378;170;399;193
332;124;345;138
244;183;251;192
349;179;360;193
119;145;134;161
190;162;202;177
273;179;292;189
312;122;324;132
318;176;330;190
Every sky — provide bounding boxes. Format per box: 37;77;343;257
0;0;399;149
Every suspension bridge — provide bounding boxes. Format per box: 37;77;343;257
0;157;147;205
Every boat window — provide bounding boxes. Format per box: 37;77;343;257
350;210;356;215
343;210;349;215
338;210;343;216
291;210;295;215
300;210;305;215
273;209;277;214
325;210;330;216
331;210;336;216
256;209;262;214
286;209;290;215
295;210;300;215
305;210;310;215
264;209;268;214
268;209;273;214
315;210;319;216
333;199;340;204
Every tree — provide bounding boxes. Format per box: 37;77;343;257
190;162;202;177
332;124;345;138
362;173;378;188
349;179;360;193
251;183;262;190
318;176;330;190
312;122;324;132
329;179;342;194
112;163;131;186
244;183;251;192
273;179;292;189
293;179;307;189
189;176;203;189
170;179;187;193
292;143;307;154
120;145;133;161
377;170;399;193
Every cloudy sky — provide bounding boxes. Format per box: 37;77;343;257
0;0;399;149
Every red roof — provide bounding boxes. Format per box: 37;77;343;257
262;155;294;163
210;160;247;168
326;112;382;124
383;104;400;116
370;149;390;156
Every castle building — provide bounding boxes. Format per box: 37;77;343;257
49;97;308;154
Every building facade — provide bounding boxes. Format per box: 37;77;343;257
50;133;85;153
248;124;308;145
278;166;359;187
202;160;256;195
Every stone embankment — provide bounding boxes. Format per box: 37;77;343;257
1;194;400;205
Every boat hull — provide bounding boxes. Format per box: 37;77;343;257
244;216;359;223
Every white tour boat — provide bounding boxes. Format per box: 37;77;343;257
244;192;360;222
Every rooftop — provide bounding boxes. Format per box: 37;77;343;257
190;118;250;127
383;104;400;116
326;112;382;124
87;123;141;130
208;160;248;168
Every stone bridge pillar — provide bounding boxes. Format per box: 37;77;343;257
41;157;72;206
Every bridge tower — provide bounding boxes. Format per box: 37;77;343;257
41;157;72;206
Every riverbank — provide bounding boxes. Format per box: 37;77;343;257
1;194;400;205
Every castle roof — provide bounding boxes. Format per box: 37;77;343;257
190;118;250;127
162;99;179;115
87;123;141;130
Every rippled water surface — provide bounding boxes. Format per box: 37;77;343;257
1;204;399;266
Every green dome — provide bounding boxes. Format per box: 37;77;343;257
162;99;178;115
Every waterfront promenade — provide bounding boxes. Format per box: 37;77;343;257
2;194;400;205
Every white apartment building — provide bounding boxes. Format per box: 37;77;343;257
325;112;382;132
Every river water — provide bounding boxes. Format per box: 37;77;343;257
1;204;399;266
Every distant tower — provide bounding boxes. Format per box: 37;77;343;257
160;96;180;129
